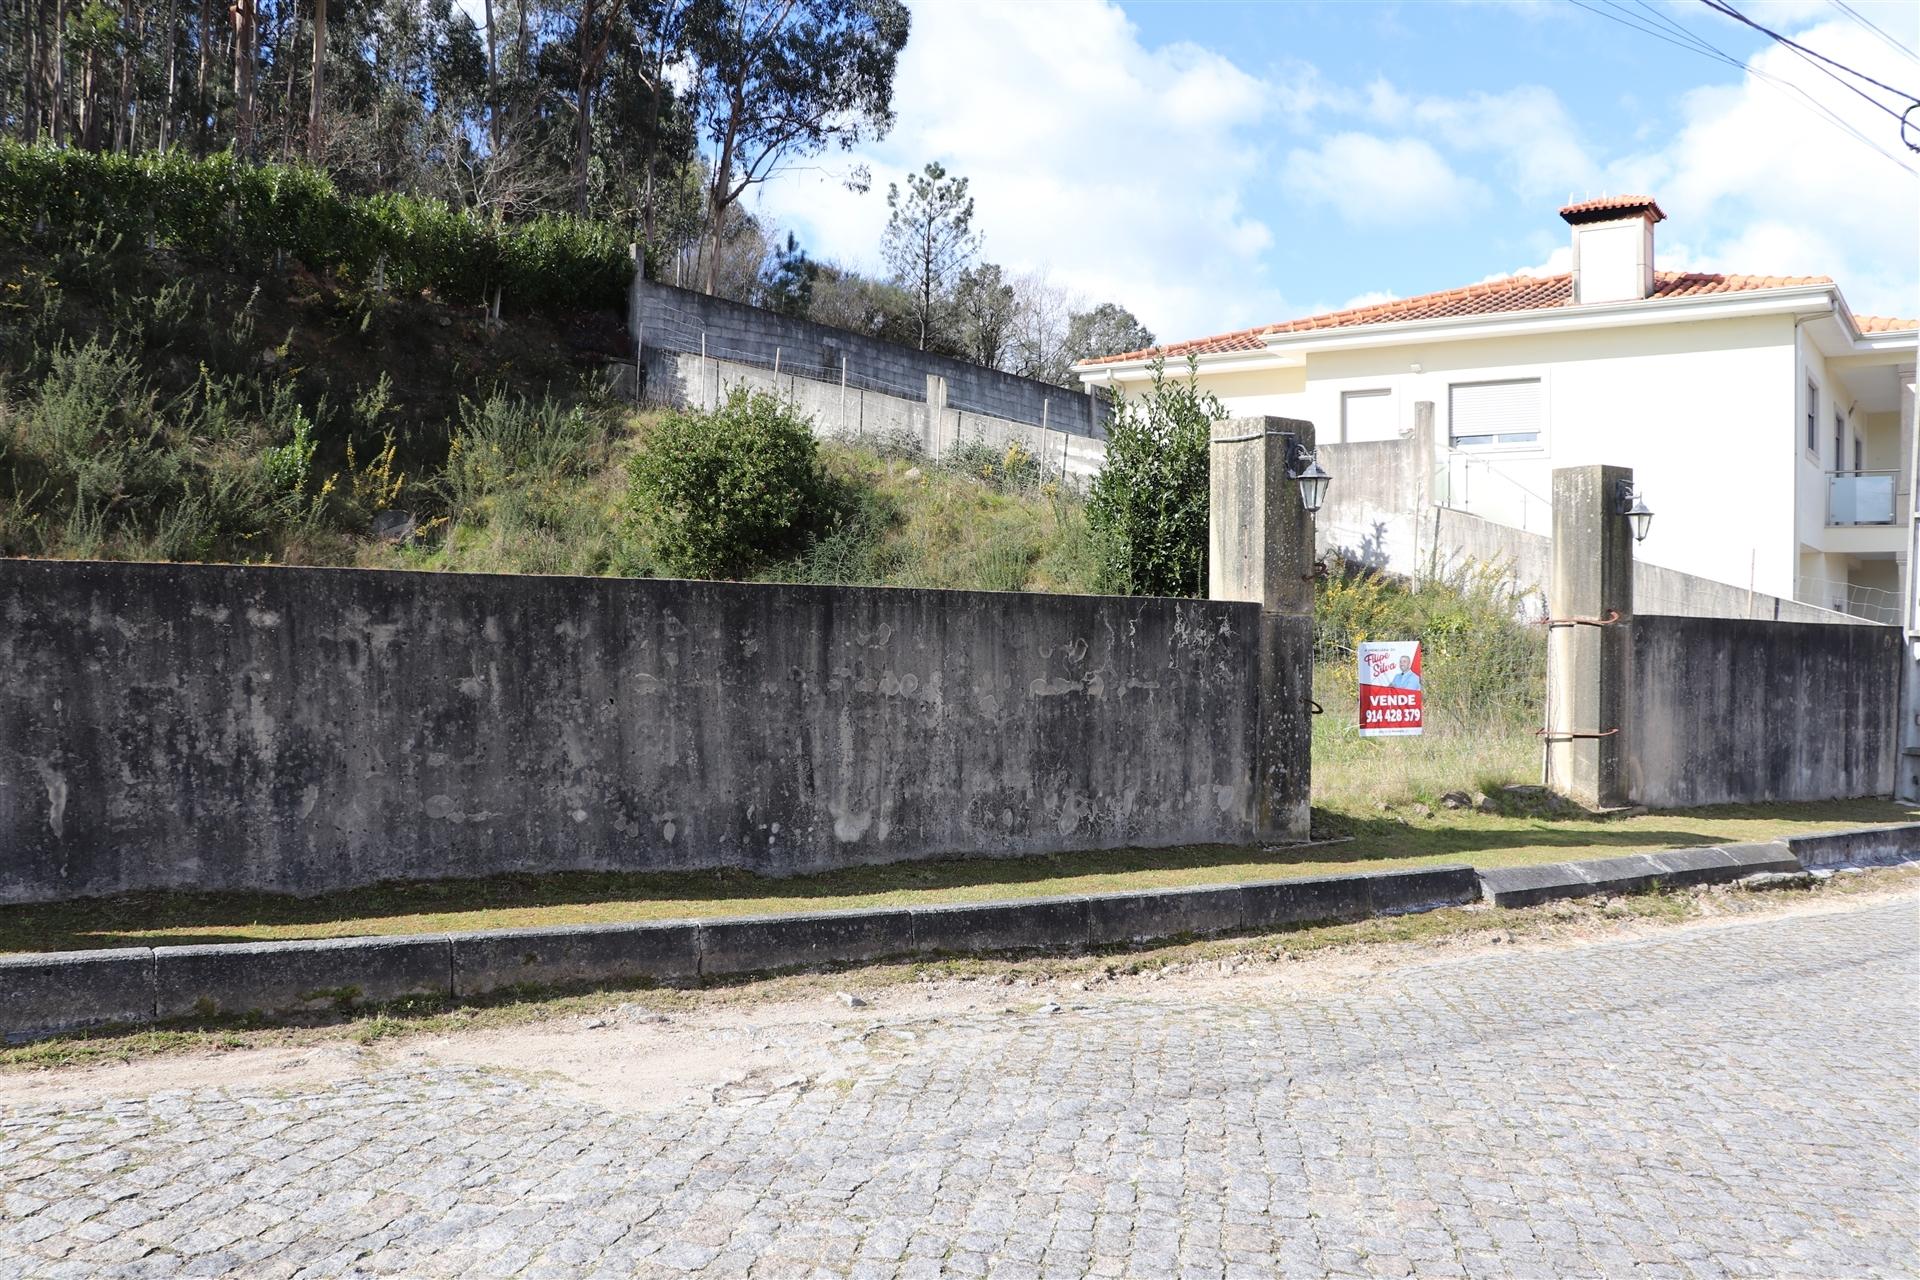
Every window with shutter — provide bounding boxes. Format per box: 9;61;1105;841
1340;389;1396;442
1448;378;1541;449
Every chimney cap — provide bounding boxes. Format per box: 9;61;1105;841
1559;194;1666;225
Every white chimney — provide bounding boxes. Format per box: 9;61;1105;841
1560;196;1663;305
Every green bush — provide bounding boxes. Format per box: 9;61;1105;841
627;388;838;579
1085;360;1219;597
0;142;631;313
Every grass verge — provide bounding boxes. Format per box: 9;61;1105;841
0;799;1909;954
5;863;1912;1073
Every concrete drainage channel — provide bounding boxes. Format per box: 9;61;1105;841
3;824;1916;1044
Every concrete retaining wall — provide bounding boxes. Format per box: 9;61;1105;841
1624;615;1901;806
633;278;1107;439
0;559;1272;903
645;348;1108;483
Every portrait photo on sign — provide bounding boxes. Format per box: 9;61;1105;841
1358;639;1424;737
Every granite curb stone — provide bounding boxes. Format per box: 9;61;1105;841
1479;842;1800;908
1787;822;1920;868
1364;865;1482;915
908;896;1093;957
1084;885;1249;945
7;824;1904;1041
0;947;156;1041
451;921;702;996
153;935;454;1019
699;907;916;977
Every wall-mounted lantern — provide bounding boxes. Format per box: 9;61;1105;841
1279;435;1331;514
1292;454;1332;514
1615;479;1654;543
1210;425;1333;514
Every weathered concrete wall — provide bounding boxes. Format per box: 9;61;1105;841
0;560;1269;903
1623;615;1900;807
634;278;1108;438
1316;439;1423;572
645;349;1107;483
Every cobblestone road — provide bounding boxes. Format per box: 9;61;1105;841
3;899;1917;1279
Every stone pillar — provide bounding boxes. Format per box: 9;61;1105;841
627;248;646;406
1210;416;1317;841
925;374;948;456
1411;401;1436;507
1547;464;1634;808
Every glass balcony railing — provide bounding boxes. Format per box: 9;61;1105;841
1827;470;1898;526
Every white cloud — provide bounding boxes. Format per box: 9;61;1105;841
1370;82;1596;199
1339;289;1401;310
1482;245;1572;283
747;0;1917;341
748;0;1297;340
1284;133;1486;225
1610;17;1920;315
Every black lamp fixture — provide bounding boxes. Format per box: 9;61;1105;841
1615;478;1654;543
1282;436;1332;514
1210;426;1333;514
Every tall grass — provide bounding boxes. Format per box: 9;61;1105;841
758;435;1101;595
1311;559;1546;807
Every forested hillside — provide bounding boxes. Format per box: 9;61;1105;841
3;0;1155;379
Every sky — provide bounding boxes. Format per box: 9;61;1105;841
742;0;1920;346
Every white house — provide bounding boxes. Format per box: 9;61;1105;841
1075;196;1917;624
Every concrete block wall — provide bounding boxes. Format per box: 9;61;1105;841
634;278;1108;439
1623;615;1900;806
0;560;1272;904
646;349;1107;483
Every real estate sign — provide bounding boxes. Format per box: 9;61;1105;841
1358;640;1423;737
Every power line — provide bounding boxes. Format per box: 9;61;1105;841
1698;0;1920;104
1568;0;1731;66
1569;0;1918;172
1625;0;1748;68
1827;0;1919;64
1697;0;1920;156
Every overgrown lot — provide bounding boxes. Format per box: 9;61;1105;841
2;224;1553;805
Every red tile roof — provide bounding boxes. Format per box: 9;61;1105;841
1558;194;1666;223
1080;270;1847;367
1856;313;1918;333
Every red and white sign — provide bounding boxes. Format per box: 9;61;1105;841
1358;640;1424;737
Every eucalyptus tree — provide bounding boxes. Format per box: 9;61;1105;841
685;0;909;297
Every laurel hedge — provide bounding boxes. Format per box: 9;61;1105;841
0;143;632;312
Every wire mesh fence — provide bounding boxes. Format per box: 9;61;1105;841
1794;574;1904;625
635;295;1099;437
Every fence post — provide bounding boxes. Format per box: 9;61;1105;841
925;375;947;457
628;244;644;406
840;356;848;414
1208;416;1318;842
1545;464;1635;809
